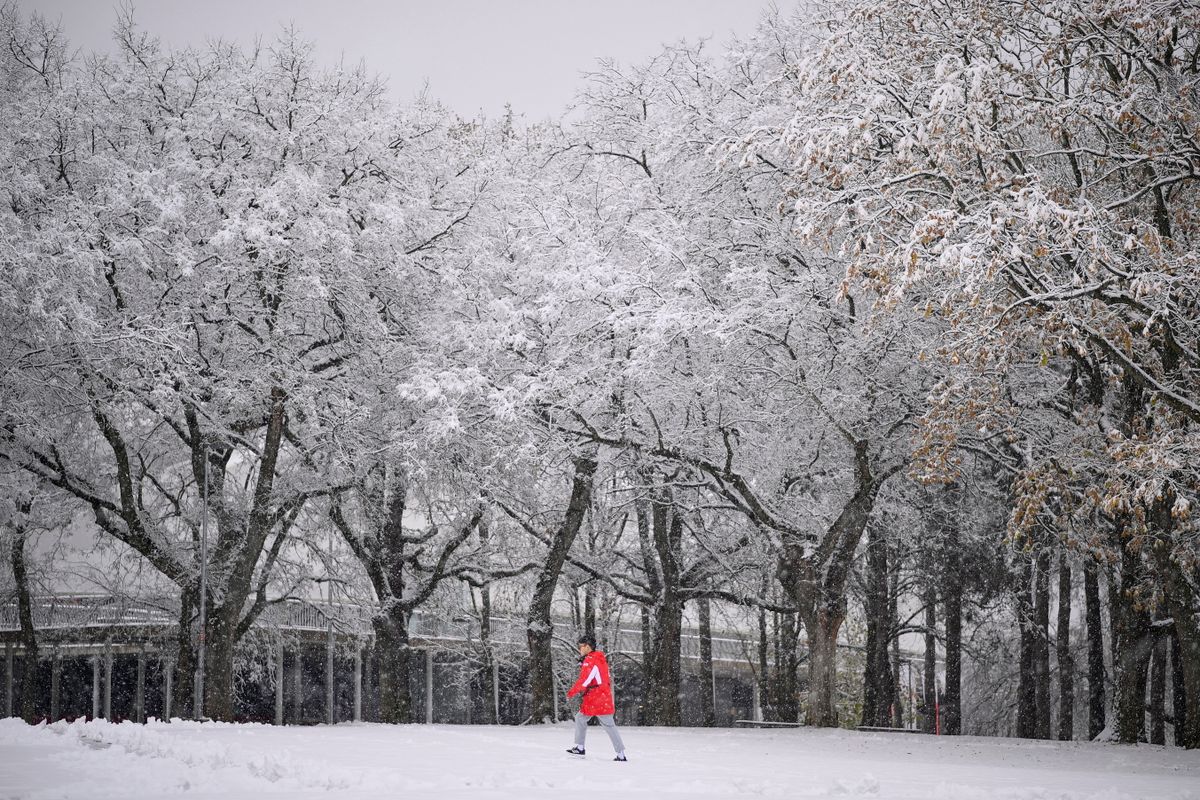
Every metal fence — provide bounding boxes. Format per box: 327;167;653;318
0;594;759;668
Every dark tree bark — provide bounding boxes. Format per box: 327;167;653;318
1084;558;1107;739
943;521;962;736
1112;535;1152;744
774;611;800;722
922;584;937;733
756;605;770;721
1110;379;1153;744
697;597;716;727
1017;554;1039;738
640;603;653;725
1149;627;1166;745
772;612;781;701
172;584;197;719
11;521;40;723
646;593;683;725
478;522;498;725
643;487;684;726
583;583;596;643
1034;548;1052;739
1172;628;1188;748
374;614;414;723
524;456;596;723
1150;494;1200;749
862;521;895;728
1161;561;1200;749
797;596;846;728
888;549;905;728
1056;554;1074;741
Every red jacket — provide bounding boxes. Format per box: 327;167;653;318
567;649;615;716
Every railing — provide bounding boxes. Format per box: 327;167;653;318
0;594;760;666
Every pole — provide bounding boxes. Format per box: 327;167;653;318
195;443;209;721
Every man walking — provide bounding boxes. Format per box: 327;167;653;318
565;634;628;761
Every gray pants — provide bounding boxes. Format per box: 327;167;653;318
573;712;625;753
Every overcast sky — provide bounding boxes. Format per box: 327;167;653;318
21;1;791;121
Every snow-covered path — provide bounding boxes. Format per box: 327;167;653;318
2;717;1198;800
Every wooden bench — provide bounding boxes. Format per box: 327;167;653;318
855;726;929;734
734;719;804;728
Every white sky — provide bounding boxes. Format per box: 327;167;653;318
21;0;791;121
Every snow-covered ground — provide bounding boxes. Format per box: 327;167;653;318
1;717;1198;800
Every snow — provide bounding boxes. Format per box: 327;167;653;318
1;718;1198;800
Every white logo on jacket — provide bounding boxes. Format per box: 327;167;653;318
583;664;603;688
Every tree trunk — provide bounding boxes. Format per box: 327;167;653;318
12;526;39;723
526;456;596;723
1171;628;1188;748
640;603;653;725
200;386;289;722
782;439;890;728
1112;538;1152;744
1017;553;1038;738
332;461;481;726
583;583;596;643
669;435;893;730
1111;380;1152;744
771;612;780;707
1149;628;1166;745
888;549;904;728
807;604;845;728
1084;558;1107;739
478;523;498;725
785;545;850;728
173;584;197;719
646;591;683;725
923;584;937;734
943;523;962;736
862;521;894;728
697;597;716;727
480;591;497;725
756;604;770;722
1056;554;1074;741
204;609;238;721
1034;548;1052;739
1163;566;1200;749
374;612;414;723
643;488;685;726
1148;493;1200;749
774;611;800;722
